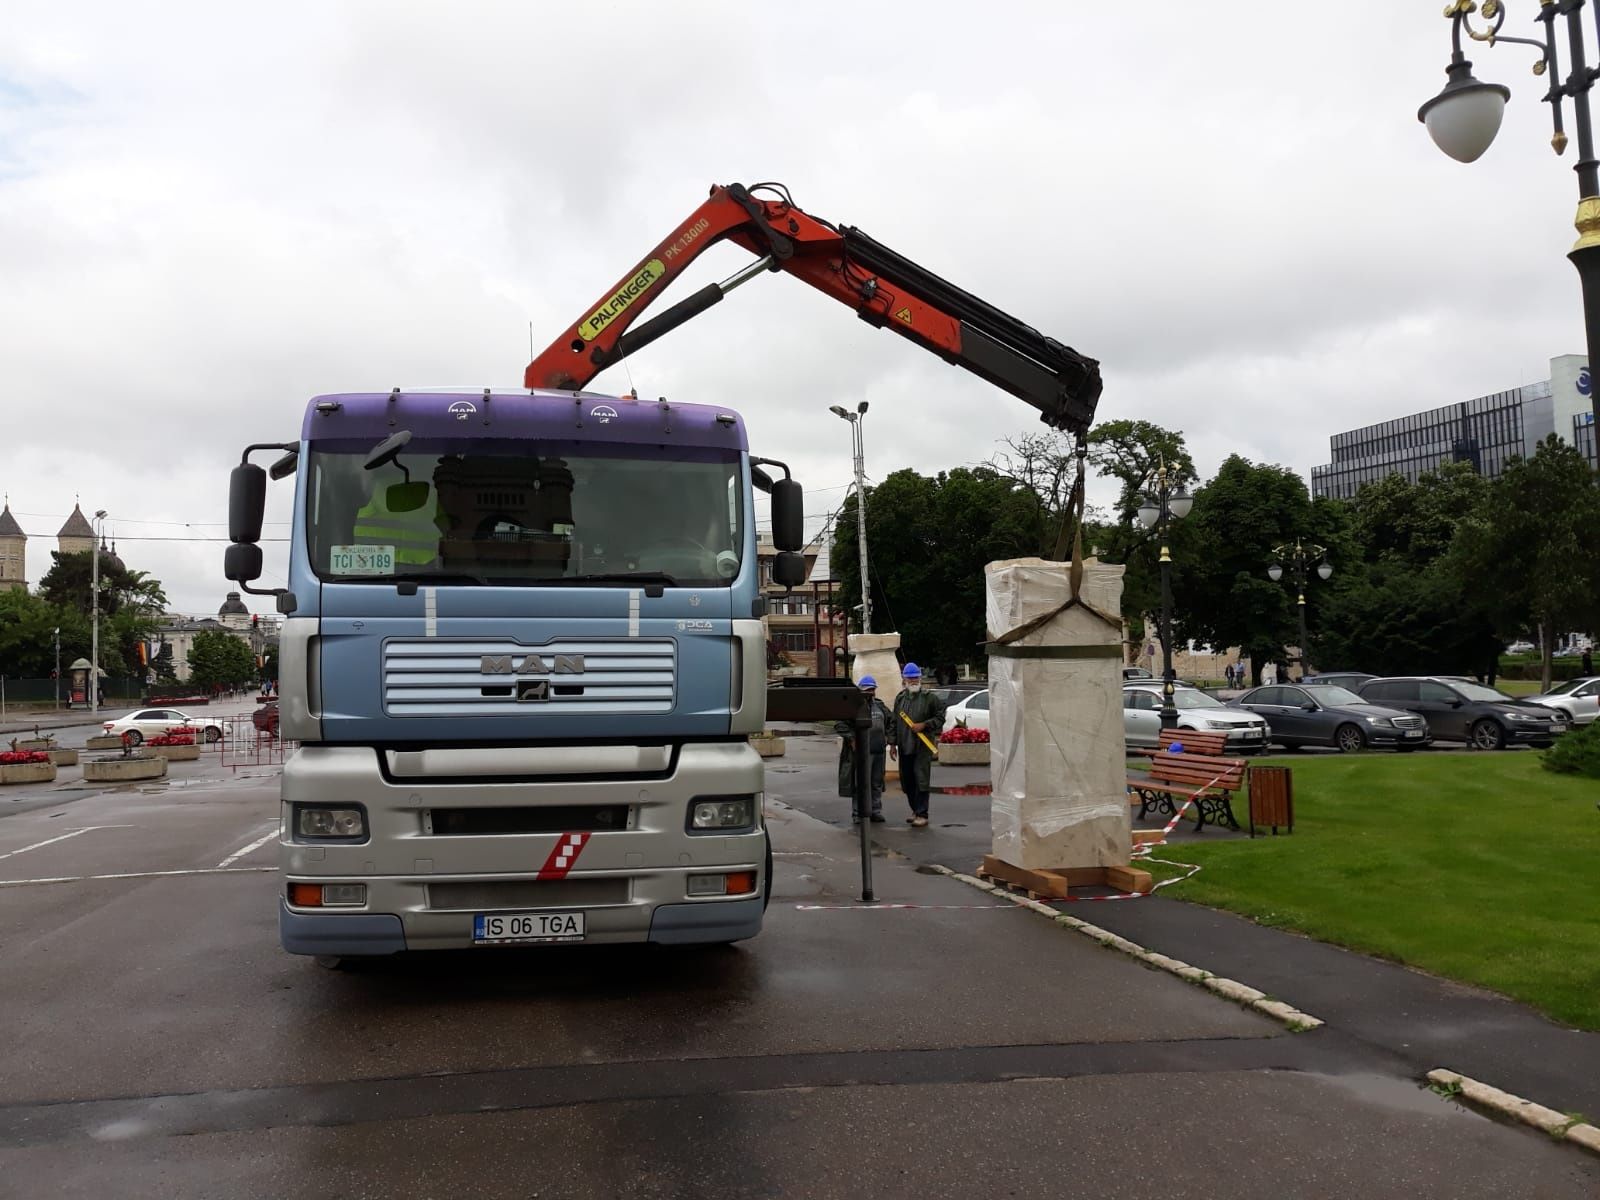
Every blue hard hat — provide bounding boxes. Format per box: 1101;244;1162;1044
902;662;921;678
858;676;877;689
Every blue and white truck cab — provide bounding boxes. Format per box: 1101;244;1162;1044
225;388;808;957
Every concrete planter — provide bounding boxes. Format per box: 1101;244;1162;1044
1;761;58;785
47;749;79;767
750;736;788;758
15;739;56;752
82;756;168;783
937;742;990;766
151;744;201;762
86;735;125;751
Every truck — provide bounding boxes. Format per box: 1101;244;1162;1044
224;181;1101;960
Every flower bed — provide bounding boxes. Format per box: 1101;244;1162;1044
149;733;201;762
1;751;58;785
939;726;989;745
938;724;990;765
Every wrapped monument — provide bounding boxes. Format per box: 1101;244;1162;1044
985;557;1131;872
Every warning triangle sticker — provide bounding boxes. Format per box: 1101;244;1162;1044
894;307;913;325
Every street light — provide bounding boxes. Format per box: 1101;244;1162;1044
830;401;873;635
90;509;107;713
1419;0;1600;435
1135;459;1192;728
1266;539;1333;681
53;626;60;710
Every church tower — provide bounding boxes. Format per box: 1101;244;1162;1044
0;500;25;592
57;503;96;557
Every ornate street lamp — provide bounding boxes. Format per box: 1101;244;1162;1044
1136;460;1193;727
1267;539;1333;681
1419;0;1600;435
829;402;872;634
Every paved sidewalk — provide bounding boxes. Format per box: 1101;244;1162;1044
773;729;1600;1127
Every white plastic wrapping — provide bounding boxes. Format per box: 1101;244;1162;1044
985;557;1131;870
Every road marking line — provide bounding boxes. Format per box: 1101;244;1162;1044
0;866;276;888
0;826;132;862
217;825;279;868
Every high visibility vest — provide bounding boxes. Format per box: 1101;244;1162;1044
354;489;443;566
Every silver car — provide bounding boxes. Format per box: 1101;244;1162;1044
1122;684;1270;752
1525;676;1600;726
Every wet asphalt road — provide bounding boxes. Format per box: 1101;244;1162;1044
2;737;1598;1198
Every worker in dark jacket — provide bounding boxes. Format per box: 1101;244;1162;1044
890;662;946;827
835;676;890;823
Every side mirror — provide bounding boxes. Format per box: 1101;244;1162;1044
229;463;267;543
771;479;803;552
225;543;263;584
1450;699;1463;708
269;444;300;481
772;551;806;589
1301;702;1317;712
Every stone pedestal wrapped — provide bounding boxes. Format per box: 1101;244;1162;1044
847;631;903;709
986;558;1129;870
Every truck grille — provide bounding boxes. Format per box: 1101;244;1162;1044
428;878;630;910
428;806;630;835
383;638;675;717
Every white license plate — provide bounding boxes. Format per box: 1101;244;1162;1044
329;544;396;575
473;911;585;944
1404;729;1423;738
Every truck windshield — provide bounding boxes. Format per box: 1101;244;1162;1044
307;439;744;587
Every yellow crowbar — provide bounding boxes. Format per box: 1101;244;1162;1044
899;709;941;758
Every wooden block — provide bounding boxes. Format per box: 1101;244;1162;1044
1104;865;1153;894
979;855;1072;898
1131;830;1164;846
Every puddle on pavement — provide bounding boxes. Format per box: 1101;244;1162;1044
932;784;992;796
1321;1073;1480;1121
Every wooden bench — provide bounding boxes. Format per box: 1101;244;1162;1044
1132;729;1231;759
1127;750;1248;832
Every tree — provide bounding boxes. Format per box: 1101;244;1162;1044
1166;455;1333;684
831;467;1045;670
1450;436;1600;690
38;549;167;618
1313;463;1501;680
187;630;256;690
1086;419;1197;527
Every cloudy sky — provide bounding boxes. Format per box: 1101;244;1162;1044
1;3;1589;614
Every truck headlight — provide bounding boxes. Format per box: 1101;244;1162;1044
295;806;367;839
689;795;756;831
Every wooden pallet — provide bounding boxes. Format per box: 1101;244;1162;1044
978;854;1152;900
1131;829;1165;847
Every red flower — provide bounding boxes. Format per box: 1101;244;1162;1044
0;751;50;765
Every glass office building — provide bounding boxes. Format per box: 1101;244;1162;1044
1311;356;1598;501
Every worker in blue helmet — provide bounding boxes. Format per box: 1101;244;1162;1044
835;675;890;823
890;662;946;827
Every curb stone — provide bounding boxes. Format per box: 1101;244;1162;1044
1428;1069;1600;1157
931;863;1324;1033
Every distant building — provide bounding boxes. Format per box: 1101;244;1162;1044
757;540;844;676
0;501;25;592
1311;355;1598;501
57;503;96;556
218;591;252;631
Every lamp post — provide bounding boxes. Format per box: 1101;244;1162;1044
90;509;107;713
829;401;873;635
53;626;60;710
1419;0;1600;436
1267;540;1334;681
1136;460;1193;728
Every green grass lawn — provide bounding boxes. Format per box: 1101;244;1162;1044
1498;679;1541;696
1148;753;1600;1029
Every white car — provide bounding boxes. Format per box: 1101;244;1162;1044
102;708;224;746
942;689;1162;750
1506;641;1537;655
1525;677;1600;726
1121;684;1270;752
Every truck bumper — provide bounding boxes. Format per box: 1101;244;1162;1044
277;742;770;955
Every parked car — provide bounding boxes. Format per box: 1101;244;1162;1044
1232;683;1429;752
929;683;985;706
252;701;281;738
1358;676;1569;749
945;688;1163;751
1122;666;1154;681
1505;640;1537;655
1121;684;1269;752
1301;671;1377;692
102;708;224;746
1523;676;1600;726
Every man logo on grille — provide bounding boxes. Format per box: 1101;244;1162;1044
481;654;585;675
